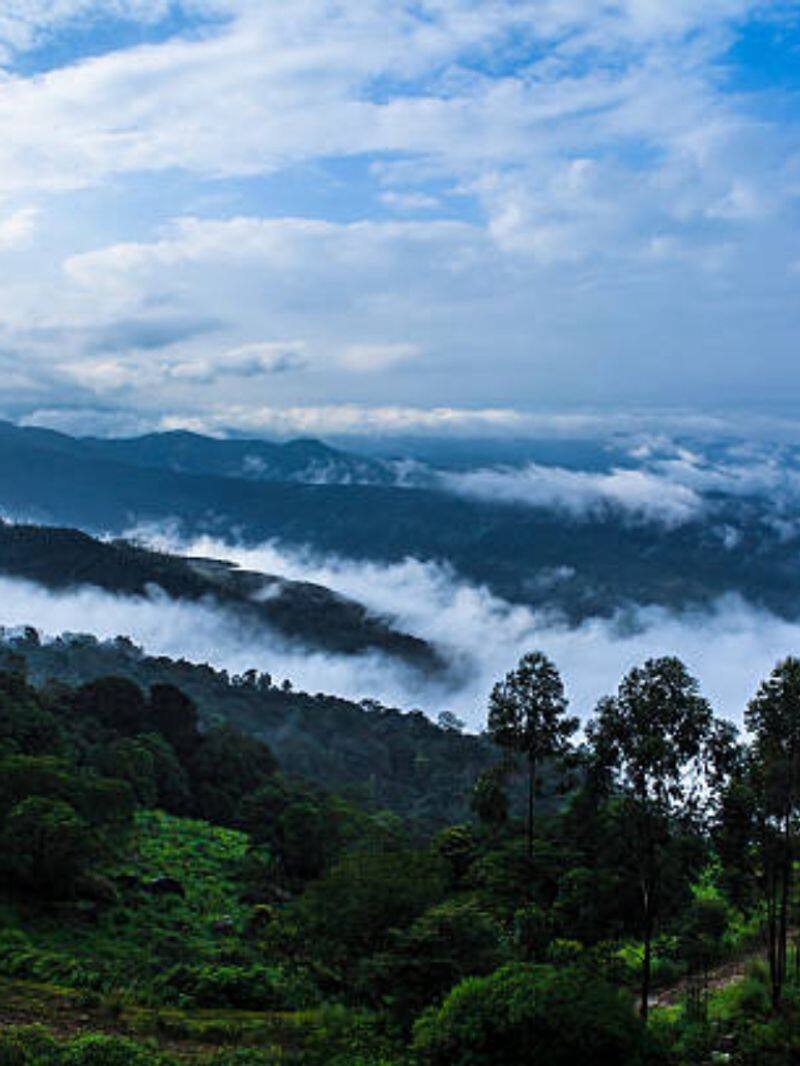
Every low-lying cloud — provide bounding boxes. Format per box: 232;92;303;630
0;522;797;729
438;463;704;527
118;527;800;726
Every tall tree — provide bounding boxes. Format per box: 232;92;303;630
487;652;577;859
586;656;728;1021
744;656;800;1011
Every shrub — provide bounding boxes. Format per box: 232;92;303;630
61;1034;164;1066
412;963;662;1066
0;1025;59;1066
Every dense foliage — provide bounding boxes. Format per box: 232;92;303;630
1;649;800;1063
0;629;514;826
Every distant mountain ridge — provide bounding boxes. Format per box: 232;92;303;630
0;421;395;486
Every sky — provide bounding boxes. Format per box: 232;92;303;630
0;0;799;439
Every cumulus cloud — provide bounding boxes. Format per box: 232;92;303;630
439;463;704;526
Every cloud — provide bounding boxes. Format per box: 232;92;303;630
438;463;704;526
0;1;176;58
91;525;800;725
379;191;442;213
340;342;423;372
158;402;531;438
82;314;223;353
167;341;307;382
0;206;39;249
0;1;795;420
59;338;308;391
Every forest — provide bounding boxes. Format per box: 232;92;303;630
0;645;799;1063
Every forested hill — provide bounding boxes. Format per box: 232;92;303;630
0;521;438;669
0;629;505;825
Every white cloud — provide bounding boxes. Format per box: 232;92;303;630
439;463;704;526
0;206;39;249
340;342;422;372
121;526;800;724
158;403;530;437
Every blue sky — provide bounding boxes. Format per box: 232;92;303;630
0;0;798;438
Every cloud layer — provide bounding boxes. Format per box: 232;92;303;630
102;528;800;726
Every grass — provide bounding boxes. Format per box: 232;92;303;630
0;811;272;1003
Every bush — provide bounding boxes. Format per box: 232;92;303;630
412;963;662;1066
0;1025;59;1066
61;1034;164;1065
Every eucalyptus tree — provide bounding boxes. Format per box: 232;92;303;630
744;656;800;1010
487;652;578;859
586;656;733;1020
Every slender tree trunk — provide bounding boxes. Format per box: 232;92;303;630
527;753;536;861
767;863;781;1013
778;815;792;1008
640;884;654;1022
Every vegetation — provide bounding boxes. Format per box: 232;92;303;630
0;628;515;826
1;647;800;1062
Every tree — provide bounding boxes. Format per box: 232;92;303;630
437;711;465;733
744;657;800;1010
487;652;577;858
470;765;509;829
363;899;505;1019
0;795;94;897
586;656;729;1021
72;677;147;736
148;684;201;759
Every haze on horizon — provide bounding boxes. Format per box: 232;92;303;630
0;1;796;440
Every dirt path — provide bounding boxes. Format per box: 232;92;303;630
651;940;770;1010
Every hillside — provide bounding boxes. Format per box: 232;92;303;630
0;520;438;669
0;629;503;825
0;653;796;1064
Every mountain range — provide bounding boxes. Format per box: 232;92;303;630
0;420;798;622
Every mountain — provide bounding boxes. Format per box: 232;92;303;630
0;520;438;669
0;421;393;485
0;420;799;620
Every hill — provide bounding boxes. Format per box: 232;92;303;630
0;628;501;825
0;520;438;669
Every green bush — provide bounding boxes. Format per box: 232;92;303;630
0;1025;59;1066
61;1034;164;1066
412;963;662;1066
